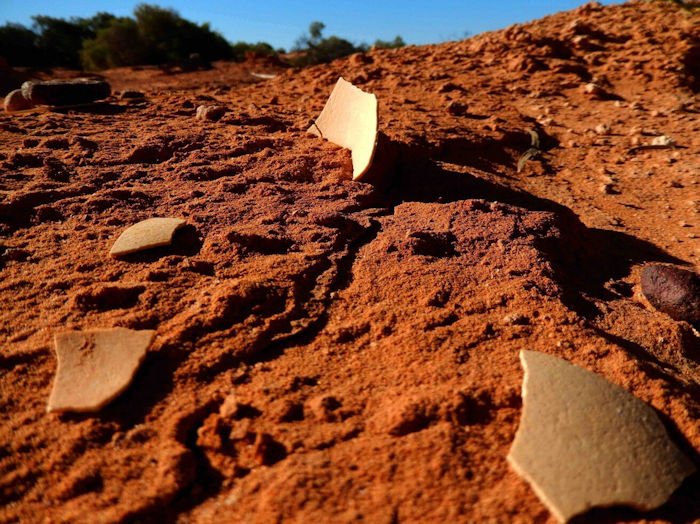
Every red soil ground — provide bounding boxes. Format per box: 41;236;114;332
1;1;698;522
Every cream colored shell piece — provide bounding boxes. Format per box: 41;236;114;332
109;217;186;257
508;350;695;523
47;328;155;413
309;77;378;180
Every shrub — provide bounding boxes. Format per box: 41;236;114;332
80;18;146;70
292;21;365;65
31;15;94;69
81;4;238;70
373;36;406;49
0;23;42;67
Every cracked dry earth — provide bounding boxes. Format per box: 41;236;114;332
1;1;699;522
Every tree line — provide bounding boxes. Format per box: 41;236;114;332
0;5;405;71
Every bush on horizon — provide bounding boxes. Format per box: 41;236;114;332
292;21;366;65
80;5;234;70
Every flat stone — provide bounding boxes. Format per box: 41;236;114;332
641;264;699;324
47;328;154;413
21;78;111;106
309;77;378;181
109;217;186;257
508;350;694;522
4;89;32;112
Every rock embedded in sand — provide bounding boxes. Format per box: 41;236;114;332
21;78;111;106
4;89;32;112
508;350;695;522
309;77;378;181
119;90;145;100
109;217;186;257
196;105;226;121
641;264;699;324
446;100;469;116
651;134;675;147
47;328;155;413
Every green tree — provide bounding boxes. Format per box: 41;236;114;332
373;35;406;49
0;23;41;66
293;21;363;65
32;15;93;68
81;4;236;70
80;17;146;70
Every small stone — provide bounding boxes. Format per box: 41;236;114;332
508;350;695;522
641;264;699;324
4;89;32;112
21;78;111;106
47;328;155;412
119;90;145;100
599;182;618;194
503;312;529;325
446;100;468;116
109;217;186;257
594;123;610;135
651;135;675;147
583;82;603;97
195;105;226;121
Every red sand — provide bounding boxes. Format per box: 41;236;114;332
1;1;698;522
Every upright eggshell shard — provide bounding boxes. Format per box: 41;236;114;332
507;350;695;523
311;77;378;180
109;217;186;257
48;328;155;413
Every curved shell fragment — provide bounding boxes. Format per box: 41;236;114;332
508;350;695;522
309;77;378;180
109;217;186;257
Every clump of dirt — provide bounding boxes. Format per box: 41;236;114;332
0;1;698;522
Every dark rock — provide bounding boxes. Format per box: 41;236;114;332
641;264;700;325
447;100;469;116
119;90;145;100
21;78;111;106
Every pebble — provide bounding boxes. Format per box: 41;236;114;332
119;90;145;100
21;78;111;106
651;135;675;146
195;105;226;121
4;89;32;112
503;312;529;325
446;100;468;116
594;123;610;135
641;264;699;324
583;82;604;97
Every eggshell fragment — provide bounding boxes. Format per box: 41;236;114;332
309;77;378;180
109;217;186;257
507;350;695;522
47;328;155;413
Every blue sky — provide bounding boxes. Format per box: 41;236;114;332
0;1;621;51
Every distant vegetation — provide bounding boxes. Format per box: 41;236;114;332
291;21;406;66
0;6;406;71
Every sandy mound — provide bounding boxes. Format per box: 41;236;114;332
0;1;698;521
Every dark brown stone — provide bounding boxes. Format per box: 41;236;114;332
641;264;700;325
21;78;111;106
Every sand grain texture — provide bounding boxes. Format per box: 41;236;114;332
1;1;699;522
